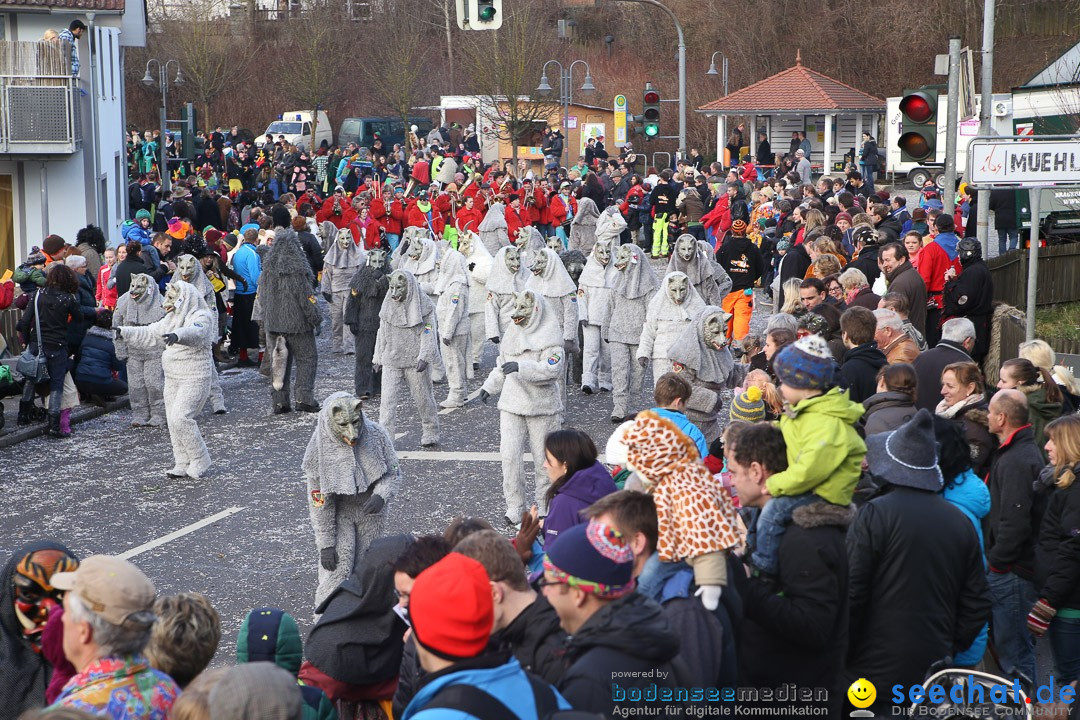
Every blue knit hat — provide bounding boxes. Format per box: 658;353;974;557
544;521;635;599
773;335;835;390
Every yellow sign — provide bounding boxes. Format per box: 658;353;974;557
614;94;627;148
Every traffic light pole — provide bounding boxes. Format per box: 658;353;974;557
943;36;962;215
975;0;996;257
615;0;685;160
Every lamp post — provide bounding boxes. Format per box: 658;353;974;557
142;59;183;192
537;59;595;170
707;51;729;97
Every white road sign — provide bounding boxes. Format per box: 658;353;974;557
967;137;1080;188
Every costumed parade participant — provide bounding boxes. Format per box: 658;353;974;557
0;541;79;715
637;271;706;387
260;219;322;415
606;244;659;422
944;236;993;362
484;246;528;345
667;306;749;443
480;291;566;523
172;253;227;414
667;233;732;306
525;247;580;354
569;196;600;254
115;281;215;478
433;247;471;408
513;226;547;254
345;248;391;400
400;233;446;384
577;237;616;394
112;273;165;427
477;200;509;255
457;231;493;375
374;270;440;447
322;226;366;354
302;392;401;609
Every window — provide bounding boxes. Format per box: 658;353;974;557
302;122;312;135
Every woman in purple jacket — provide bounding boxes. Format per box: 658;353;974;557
541;429;618;548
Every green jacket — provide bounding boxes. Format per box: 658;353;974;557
1023;384;1063;463
765;386;867;506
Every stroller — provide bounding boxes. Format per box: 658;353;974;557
905;658;1034;719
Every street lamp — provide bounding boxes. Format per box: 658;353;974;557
142;58;182;192
536;59;595;169
707;51;729;97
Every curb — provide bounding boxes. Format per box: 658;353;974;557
0;397;129;449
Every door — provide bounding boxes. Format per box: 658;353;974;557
0;175;13;276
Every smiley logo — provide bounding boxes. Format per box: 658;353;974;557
847;678;876;709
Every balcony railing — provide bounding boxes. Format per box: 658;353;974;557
0;40;82;155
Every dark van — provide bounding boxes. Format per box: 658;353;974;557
337;117;434;153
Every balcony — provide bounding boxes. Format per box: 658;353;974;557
0;41;82;155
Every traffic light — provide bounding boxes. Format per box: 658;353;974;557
459;0;501;30
180;102;196;161
643;82;660;140
898;87;939;163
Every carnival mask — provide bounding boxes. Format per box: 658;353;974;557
676;235;697;262
13;549;78;652
514;227;532;249
563;253;586;286
329;395;364;447
129;273;150;301
336;227;352;250
667;274;689;305
595;241;612;267
531;250;549;277
459;233;474;256
505;246;521;274
703;312;730;350
546;236;562;252
510;291;536;326
614;244;635;271
162;282;183;313
389;272;408;302
367;249;387;270
177;254;199;283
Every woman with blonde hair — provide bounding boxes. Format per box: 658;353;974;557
779;277;805;315
810;253;842;281
938;361;996;476
803;208;826;237
1019;339;1056;372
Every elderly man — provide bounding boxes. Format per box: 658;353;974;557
873;308;919;365
878;292;926;351
795;149;811;185
51;555;179;719
879;242;927;335
911;317;976;411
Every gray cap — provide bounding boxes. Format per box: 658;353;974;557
866;408;944;491
208;663;302;720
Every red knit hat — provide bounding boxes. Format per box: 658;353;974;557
410;553;493;660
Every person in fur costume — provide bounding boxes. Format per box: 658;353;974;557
434;248;471;408
577;238;616;394
260;222;322;414
667;234;732;306
374;270;440;446
322;226;367;354
114;281;216;478
484;246;528;344
345;249;390;399
606;410;745;610
524;247;579;353
113;273;166;427
302;391;401;608
513;226;547;255
479;291;565;522
569;196;600;254
666;306;750;443
457;231;493;375
478;201;510;255
606;244;659;422
171;253;227;414
593;205;626;255
399;234;446;384
637;271;707;387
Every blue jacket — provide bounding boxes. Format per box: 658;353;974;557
75;326;124;384
121;220;153;246
231;243;261;295
943;468;991;665
402;655;570;720
653;408;708;460
543;461;617;548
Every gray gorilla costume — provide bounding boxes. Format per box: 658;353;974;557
666;234;732;306
458;231;493;373
374;270;440;446
667;306;748;443
171;254;226;414
113;273;165;426
480;291;565;519
637;271;706;387
524;247;579;351
434;248;470;408
484;246;527;342
345;250;390;398
303;391;401;608
569;196;600;254
577;239;616;393
606;244;658;421
260;227;321;412
478;201;510;255
322;226;366;354
117;281;215;478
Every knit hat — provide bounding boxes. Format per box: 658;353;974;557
835;211;853;225
866;409;943;491
223;232;239;250
773;335;835;390
798;311;830;337
25;251;47;265
135;209;151;222
239;223;259;236
204;228;224;244
42;234;65;256
775;238;792;253
544;520;635;599
730;386;765;422
760;186;776;199
874;190;890;203
409;553;493;660
731;219;747;235
236;608;303;674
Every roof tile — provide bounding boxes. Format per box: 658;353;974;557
698;62;884;113
0;0;124;10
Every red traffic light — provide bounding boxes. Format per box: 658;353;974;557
899;92;935;123
644;91;659;104
898;132;933;161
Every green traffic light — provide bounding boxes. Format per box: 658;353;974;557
478;4;496;20
644;123;659;137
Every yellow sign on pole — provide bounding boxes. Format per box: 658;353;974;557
614;94;627;148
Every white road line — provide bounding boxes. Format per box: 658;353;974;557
116;506;246;560
395;433;407;440
397;450;610;463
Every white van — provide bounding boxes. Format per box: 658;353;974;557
261;110;333;151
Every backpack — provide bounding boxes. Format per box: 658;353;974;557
421;672;600;720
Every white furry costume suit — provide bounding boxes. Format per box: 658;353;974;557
667;306;749;443
524;247;579;351
113;274;166;426
484;246;528;342
577;240;616;393
302;391;401;608
321;228;366;353
666;234;733;306
458;232;493;374
606;245;659;420
478;201;510;255
374;270;440;446
171;256;226;413
480;292;565;519
434;248;471;408
569;196;600;254
637;271;706;387
117;281;215;478
400;235;445;383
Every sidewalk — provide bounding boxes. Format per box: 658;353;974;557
0;395;130;449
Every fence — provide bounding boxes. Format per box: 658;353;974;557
987;243;1080;310
986;303;1080;387
0;307;22;357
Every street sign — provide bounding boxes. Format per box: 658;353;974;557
1059;354;1080;379
613;94;627;147
967;136;1080;188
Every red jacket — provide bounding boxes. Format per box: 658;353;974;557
386;198;407;235
456;206;484;234
740;163;756;184
620;185;645;216
406;200;445;235
505;204;529;239
411;161;431;186
550;194;577;227
523;187;547;224
96;264;118;309
315;197;357;229
464;184;487;215
702;197;731;241
349;218;382;250
918;235;963;308
433;193;454;227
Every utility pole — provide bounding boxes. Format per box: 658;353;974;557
943;36;962;215
976;0;996;256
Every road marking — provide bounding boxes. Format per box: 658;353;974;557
398;450;610;463
117;506;246;560
395;433;407;440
